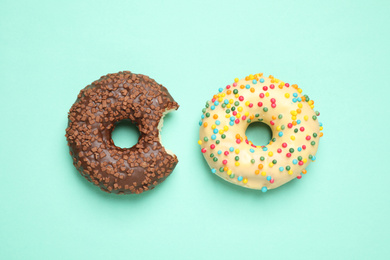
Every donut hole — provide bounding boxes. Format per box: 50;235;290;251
111;119;140;148
245;122;273;146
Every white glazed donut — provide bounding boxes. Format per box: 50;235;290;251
198;73;323;192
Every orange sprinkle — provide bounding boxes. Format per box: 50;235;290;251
213;114;218;119
224;166;228;171
296;108;302;114
203;122;208;127
278;85;283;89
250;88;255;93
235;134;241;139
272;115;276;120
249;115;255;120
258;164;263;169
301;96;306;101
240;85;245;89
227;90;232;95
255;170;260;175
302;169;307;174
319;132;323;137
292;120;297;125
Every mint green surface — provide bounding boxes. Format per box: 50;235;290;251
1;0;389;259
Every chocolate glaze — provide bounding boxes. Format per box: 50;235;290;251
65;71;179;194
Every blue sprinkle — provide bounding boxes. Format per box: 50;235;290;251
229;121;234;126
293;93;298;97
297;147;302;152
250;149;255;153
213;129;218;134
292;159;298;165
229;147;234;152
224;99;229;104
252;80;257;84
217;150;222;155
211;134;216;140
260;78;265;83
279;167;284;172
237;176;243;181
230;116;235;121
246;84;250;89
292;98;297;103
214;101;219;106
211;169;216;174
262;147;268;151
312;156;316;161
319;122;323;127
215;120;220;125
199;121;202;126
266;176;271;181
218;88;223;93
201;115;205;119
278;132;283;137
297;97;302;102
261;186;268;192
211;105;215;110
297;120;301;124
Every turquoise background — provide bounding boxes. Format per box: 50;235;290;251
1;0;389;259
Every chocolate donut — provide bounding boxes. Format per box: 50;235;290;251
65;71;179;194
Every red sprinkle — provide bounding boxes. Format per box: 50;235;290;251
285;83;290;87
282;142;287;148
235;119;240;124
210;144;215;149
236;139;241;144
248;103;253;108
270;120;275;125
271;103;276;108
270;84;275;89
232;111;237;116
306;136;311;140
286;153;291;157
263;86;268;91
224;151;229;156
226;85;231;89
302;145;307;150
298;161;304;166
288;123;293;128
259;93;265;98
277;148;282;153
239;96;244;101
270;98;276;103
222;160;228;165
297;175;302;179
258;102;263;107
300;127;305;132
201;148;206;153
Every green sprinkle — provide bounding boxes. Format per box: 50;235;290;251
311;141;316;146
206;112;210;117
251;159;255;164
210;153;214;158
278;114;283;119
286;166;291;171
263;107;268;112
272;159;277;164
289;148;294;153
213;157;218;162
221;134;226;139
216;140;220;144
260;156;265;161
234;101;239;106
235;156;240;161
233;89;238;94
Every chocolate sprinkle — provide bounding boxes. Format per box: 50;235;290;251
65;71;179;194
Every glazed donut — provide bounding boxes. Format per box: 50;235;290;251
66;71;179;194
198;73;323;192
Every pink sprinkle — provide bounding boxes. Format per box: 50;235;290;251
232;111;237;116
236;139;241;144
258;102;263;107
226;85;231;89
270;178;274;183
210;144;215;149
251;144;256;148
222;160;228;165
286;153;291;158
248;103;253;108
259;93;265;98
302;145;306;150
300;127;305;132
285;83;290;87
270;120;275;125
288;123;293;128
242;115;246;120
263;86;268;91
297;175;302;179
270;84;275;89
235;119;240;124
224;151;229;156
277;148;282;153
245;139;249;144
270;98;276;103
298;161;304;165
201;148;206;153
306;135;311;140
282;142;287;148
239;96;244;101
271;103;276;108
233;82;237;87
212;98;216;102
